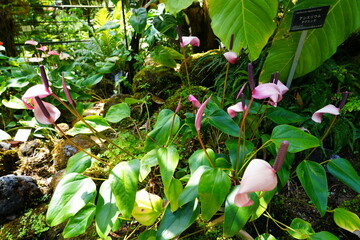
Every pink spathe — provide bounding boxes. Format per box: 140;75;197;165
33;100;61;124
223;51;238;64
252;81;288;107
234;159;277;207
180;36;200;48
227;102;246;118
22;84;52;109
311;104;340;123
188;95;201;108
195;96;211;132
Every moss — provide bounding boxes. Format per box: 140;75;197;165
339;195;360;214
132;65;182;100
0;204;49;240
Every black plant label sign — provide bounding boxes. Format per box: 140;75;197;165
290;6;330;32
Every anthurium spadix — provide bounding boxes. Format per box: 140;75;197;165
311;104;340;123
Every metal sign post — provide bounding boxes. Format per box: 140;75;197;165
286;6;330;88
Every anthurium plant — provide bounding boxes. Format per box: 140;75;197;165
20;63;359;239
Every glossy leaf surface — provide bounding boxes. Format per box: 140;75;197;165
327;158;360;193
63;203;96;238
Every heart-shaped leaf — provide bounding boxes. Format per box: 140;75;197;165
327;158;360;193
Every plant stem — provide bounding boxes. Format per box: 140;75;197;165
305;115;338;160
182;47;192;93
197;131;215;168
221;62;230;108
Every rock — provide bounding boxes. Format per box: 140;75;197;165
18;139;43;156
0;150;20;176
0;174;42;223
52;135;98;171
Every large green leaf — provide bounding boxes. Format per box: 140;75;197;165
266;107;307;124
224;186;259;237
327;158;360;193
63;203;96;238
139;149;158;181
333;208;360;233
96;180;120;239
163;0;194;15
144;109;180;151
271;124;320;153
66;115;111;136
288;218;315;239
65;149;93;174
109;159;140;219
188;149;215;174
225;139;254;171
104;102;131;123
157;200;200;240
150;45;184;68
153;13;177;38
46;173;97;226
131;189;163;226
157;146;179;194
178;165;211;207
198;168;231;221
208;0;278;61
309;231;339;240
296;161;328;217
205;109;240;137
165;178;183;212
260;0;360;82
130;8;147;33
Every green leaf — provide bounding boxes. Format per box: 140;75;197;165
96;180;120;239
308;231;339;240
81;74;103;87
138;230;157;240
224;186;259;237
255;233;277;240
104;102;131;123
165;178;183;212
288;218;315;239
327;158;360;193
130;8;147;33
178;165;211;207
334;208;360;233
144;109;180;151
163;0;194;15
157;200;200;240
46;173;97;226
63;203;96;238
208;0;278;61
150;45;184;68
266;107;306;124
109;159;140;219
260;0;360;82
271;124;320;153
157;146;179;193
225;139;254;171
2;95;26;109
153;13;177;38
132;189;163;226
95;62;115;74
188;149;215;174
198;168;231;221
0;129;11;141
97;20;121;31
251;188;277;221
65;149;93;174
205;109;240;137
66;115;111;136
139;149;158;181
296;161;328;216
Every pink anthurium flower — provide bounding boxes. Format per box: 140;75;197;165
227;102;246;118
223;51;238;64
36;45;47;51
311;104;340;123
25;39;38;45
252;81;288;107
195;96;212;132
180;36;200;48
234;159;278;207
33;98;61;124
22;84;52;109
188;94;201;108
48;50;59;56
